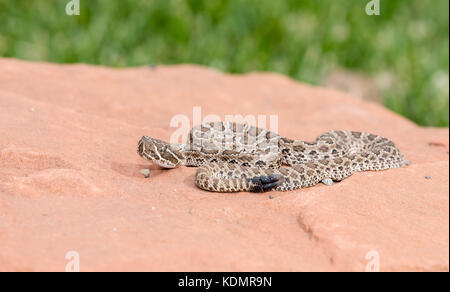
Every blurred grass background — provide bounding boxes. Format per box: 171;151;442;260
0;0;448;126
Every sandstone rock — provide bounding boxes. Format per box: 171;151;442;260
0;58;448;271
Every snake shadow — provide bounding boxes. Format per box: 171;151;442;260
182;173;200;191
110;161;171;179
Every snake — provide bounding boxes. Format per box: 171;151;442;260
137;121;407;192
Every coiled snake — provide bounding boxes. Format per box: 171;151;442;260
138;122;407;192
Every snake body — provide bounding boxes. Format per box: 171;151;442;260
138;121;407;192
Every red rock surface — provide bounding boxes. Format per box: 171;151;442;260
0;58;448;272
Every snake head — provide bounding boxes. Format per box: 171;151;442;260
137;136;182;168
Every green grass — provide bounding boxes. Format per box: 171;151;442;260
0;0;448;126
